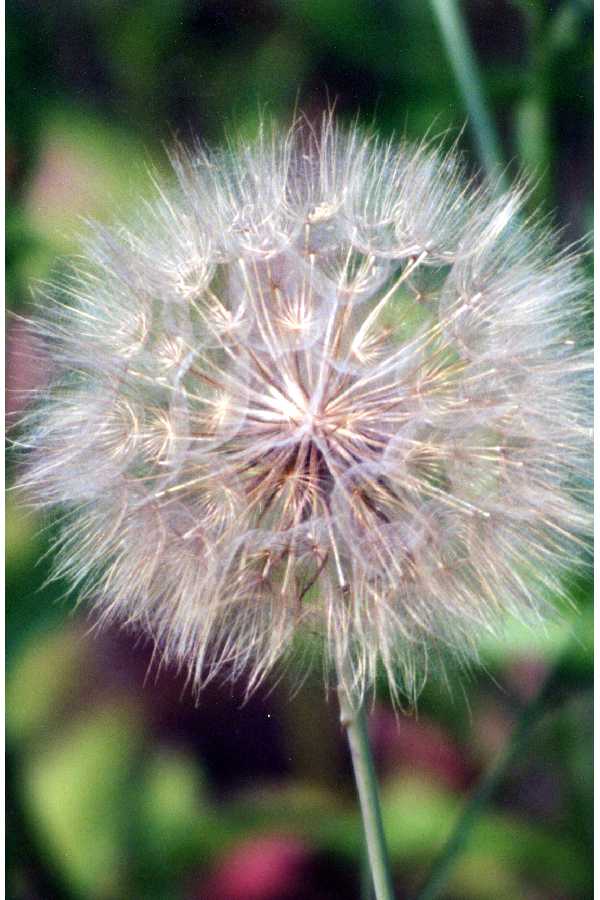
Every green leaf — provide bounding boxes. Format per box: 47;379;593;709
22;704;144;899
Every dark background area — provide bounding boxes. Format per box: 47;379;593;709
6;1;593;898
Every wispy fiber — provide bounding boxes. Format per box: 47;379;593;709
17;114;592;702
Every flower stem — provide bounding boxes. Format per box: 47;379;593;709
429;0;504;181
416;659;567;900
337;677;395;900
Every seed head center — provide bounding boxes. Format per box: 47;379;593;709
269;375;341;442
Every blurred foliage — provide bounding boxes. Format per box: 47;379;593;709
6;1;592;899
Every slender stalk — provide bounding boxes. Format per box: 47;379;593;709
360;841;376;900
429;0;504;181
337;674;395;900
416;661;565;900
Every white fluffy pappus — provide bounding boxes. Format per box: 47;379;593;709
17;115;592;703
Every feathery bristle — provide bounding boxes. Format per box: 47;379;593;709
16;114;592;703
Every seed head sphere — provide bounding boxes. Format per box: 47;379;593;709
20;117;591;701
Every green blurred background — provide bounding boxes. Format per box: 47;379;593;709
6;2;593;899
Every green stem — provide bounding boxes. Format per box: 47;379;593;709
429;0;504;180
337;676;395;900
416;664;562;900
360;842;376;900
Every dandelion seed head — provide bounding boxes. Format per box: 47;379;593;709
18;114;592;703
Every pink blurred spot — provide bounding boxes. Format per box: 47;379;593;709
370;707;475;790
194;836;311;900
471;699;516;764
25;140;99;222
6;319;52;419
504;656;549;703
